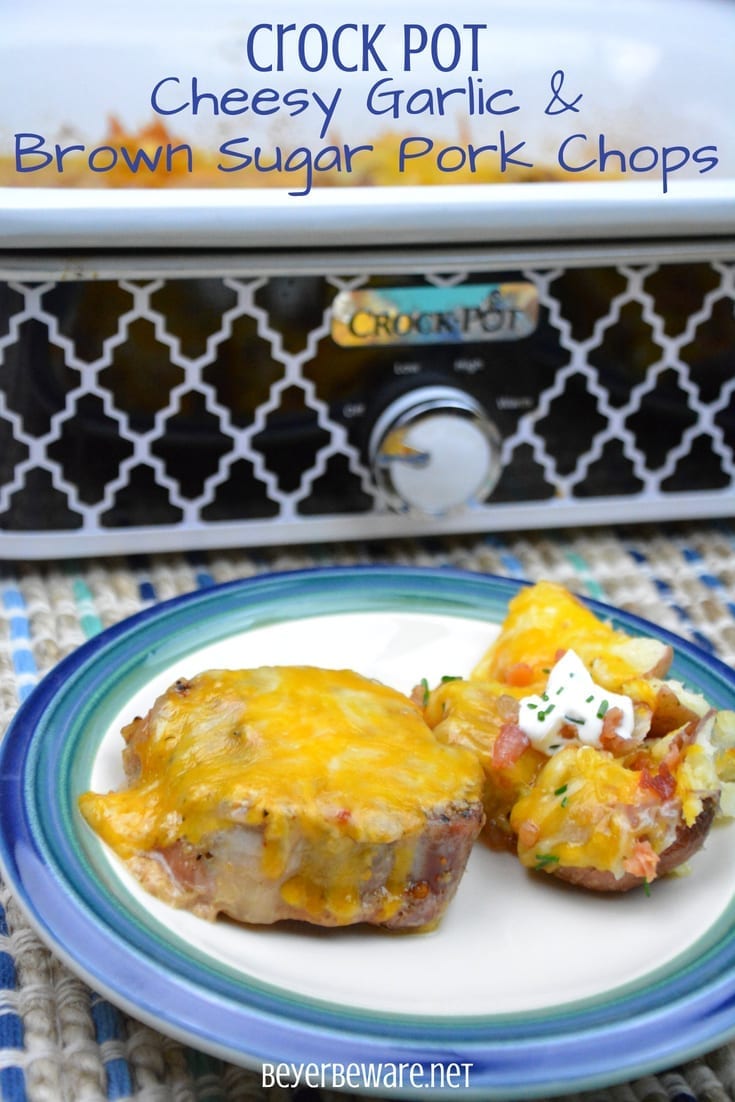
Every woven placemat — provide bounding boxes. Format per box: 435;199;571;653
1;520;735;1102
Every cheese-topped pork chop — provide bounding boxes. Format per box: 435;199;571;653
79;666;485;930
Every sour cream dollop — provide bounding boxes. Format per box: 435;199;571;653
518;649;635;755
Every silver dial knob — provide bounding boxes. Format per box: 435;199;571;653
369;386;502;515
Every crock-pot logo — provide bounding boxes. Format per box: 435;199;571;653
331;283;538;346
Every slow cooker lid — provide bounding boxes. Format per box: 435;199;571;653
1;0;733;249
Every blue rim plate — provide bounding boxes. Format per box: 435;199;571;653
1;566;735;1100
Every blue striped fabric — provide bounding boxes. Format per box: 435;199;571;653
4;585;38;705
1;584;31;1101
483;533;527;579
680;541;735;619
187;551;216;590
89;996;133;1099
625;546;716;654
0;534;733;1101
0;898;26;1102
1;576;136;1099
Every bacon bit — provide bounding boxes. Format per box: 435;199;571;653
680;715;704;746
554;648;568;663
504;662;535;687
492;723;531;768
623;840;659;882
625;749;649;772
599;707;630;755
640;765;677;800
517;819;540;849
334;808;351;824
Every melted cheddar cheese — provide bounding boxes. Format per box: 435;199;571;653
425;678;546;847
509;745;680;879
471;580;669;696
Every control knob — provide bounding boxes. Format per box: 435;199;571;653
368;385;502;515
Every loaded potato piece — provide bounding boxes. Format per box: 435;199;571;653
423;581;668;849
79;667;485;930
506;660;725;891
423;581;729;891
510;735;719;892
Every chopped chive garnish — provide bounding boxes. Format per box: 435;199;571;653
564;714;584;724
527;702;538;710
441;675;461;683
561;796;569;808
420;678;430;706
554;784;568;796
534;854;560;869
643;880;652;897
555;687;564;695
585;695;594;703
549;743;561;750
597;699;609;718
542;667;551;674
541;692;549;702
